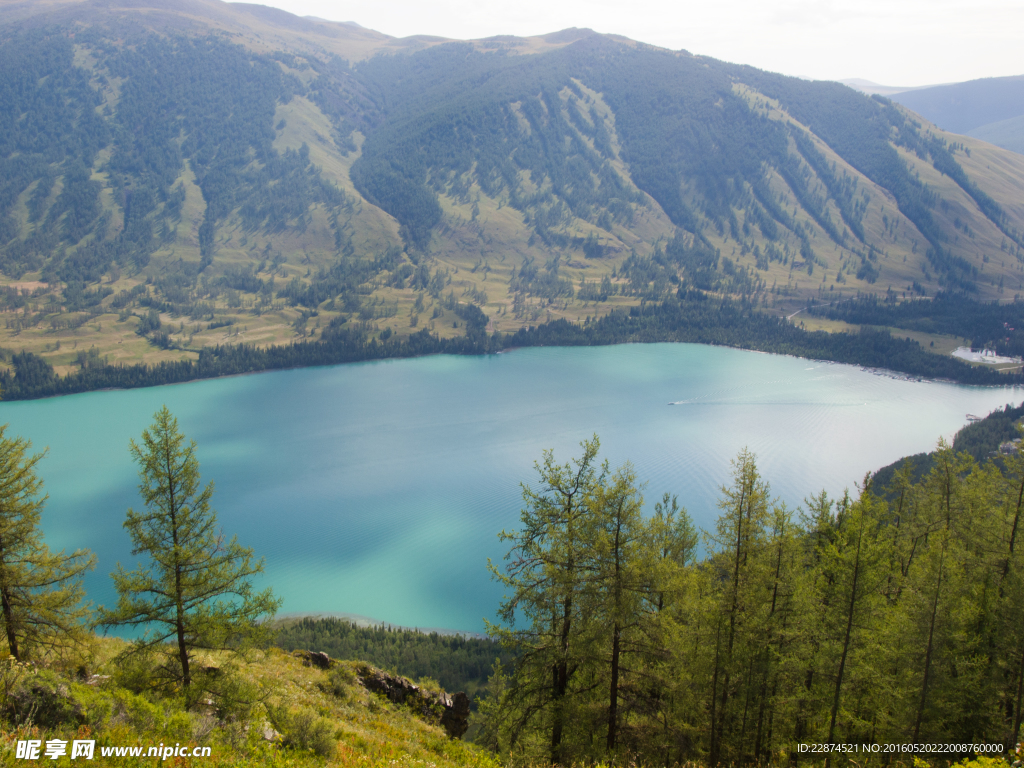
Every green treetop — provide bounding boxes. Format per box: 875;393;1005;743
97;406;280;696
0;425;95;662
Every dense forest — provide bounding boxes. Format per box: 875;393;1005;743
0;289;1017;401
479;433;1024;763
274;618;513;703
810;292;1024;358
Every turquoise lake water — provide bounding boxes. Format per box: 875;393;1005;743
1;343;1021;633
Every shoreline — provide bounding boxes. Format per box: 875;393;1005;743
2;296;1020;401
3;337;1022;404
274;611;488;640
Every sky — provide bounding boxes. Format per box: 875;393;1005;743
246;0;1022;87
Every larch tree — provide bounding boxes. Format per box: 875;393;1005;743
97;406;280;697
705;448;774;765
0;425;95;662
591;461;646;753
487;436;604;763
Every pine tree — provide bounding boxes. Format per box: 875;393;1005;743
591;462;646;753
97;406;280;695
818;487;889;752
0;425;95;661
487;436;604;763
705;449;775;764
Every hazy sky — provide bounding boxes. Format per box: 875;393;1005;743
248;0;1021;86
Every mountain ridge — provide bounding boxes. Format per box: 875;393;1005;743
1;0;1024;378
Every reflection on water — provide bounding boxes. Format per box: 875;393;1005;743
1;343;1020;632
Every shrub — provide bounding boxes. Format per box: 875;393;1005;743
4;669;86;728
326;664;356;699
273;705;336;758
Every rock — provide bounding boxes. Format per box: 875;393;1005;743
293;650;333;669
359;669;420;704
262;724;283;744
440;691;471;739
307;651;332;669
357;668;470;739
85;675;110;687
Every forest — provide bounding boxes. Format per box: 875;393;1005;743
479;433;1024;764
810;292;1024;358
274;618;513;703
0;396;1021;766
0;289;1016;401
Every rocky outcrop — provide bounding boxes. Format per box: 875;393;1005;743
291;650;471;738
439;690;471;739
293;650;334;669
357;667;470;739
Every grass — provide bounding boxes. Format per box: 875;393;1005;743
794;314;966;357
0;636;499;768
0;635;1004;768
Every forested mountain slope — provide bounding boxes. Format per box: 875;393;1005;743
2;0;1024;376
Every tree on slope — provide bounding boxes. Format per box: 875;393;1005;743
0;425;95;661
98;406;280;697
487;435;604;763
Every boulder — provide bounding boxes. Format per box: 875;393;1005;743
359;669;421;705
357;668;470;739
292;650;334;669
439;691;471;739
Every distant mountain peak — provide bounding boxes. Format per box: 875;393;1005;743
839;78;947;96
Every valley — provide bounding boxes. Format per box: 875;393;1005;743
4;5;1024;759
1;0;1024;388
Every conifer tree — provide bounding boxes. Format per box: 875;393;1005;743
488;437;1024;760
0;425;95;661
98;406;280;695
705;449;774;765
591;462;646;752
818;487;889;752
487;436;603;763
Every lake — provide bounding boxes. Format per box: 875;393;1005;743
2;343;1020;633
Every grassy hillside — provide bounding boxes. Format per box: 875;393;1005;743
0;635;497;768
273;618;513;704
1;0;1023;377
970;114;1024;156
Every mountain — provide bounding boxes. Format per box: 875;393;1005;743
2;0;1024;376
969;114;1024;156
843;74;1024;155
839;78;947;97
887;75;1024;154
889;75;1024;135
